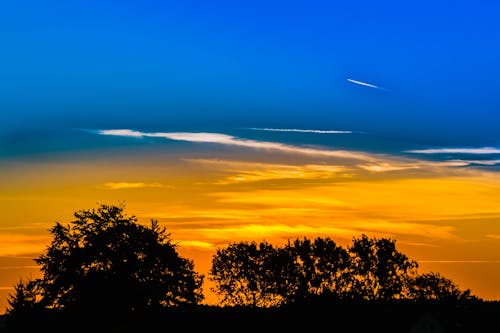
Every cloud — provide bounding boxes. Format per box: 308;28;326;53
99;182;165;190
184;159;347;184
99;129;144;137
347;78;380;89
406;147;500;154
0;234;51;256
357;163;420;172
170;219;456;245
176;240;214;249
248;128;352;134
98;129;373;161
449;160;500;166
486;234;500;240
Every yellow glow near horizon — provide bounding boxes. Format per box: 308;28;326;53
1;151;500;311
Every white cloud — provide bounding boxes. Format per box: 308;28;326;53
406;147;500;154
248;128;352;134
99;129;145;137
449;160;500;166
98;129;373;161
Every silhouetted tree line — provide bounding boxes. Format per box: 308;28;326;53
209;236;477;307
3;204;488;332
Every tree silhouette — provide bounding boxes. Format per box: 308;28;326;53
6;279;43;316
275;237;350;303
347;234;418;301
209;234;478;307
209;241;281;307
209;237;350;306
408;272;479;303
7;203;204;314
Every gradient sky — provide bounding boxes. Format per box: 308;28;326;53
1;0;500;311
2;0;500;143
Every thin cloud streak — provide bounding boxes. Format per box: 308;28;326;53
248;128;352;134
450;160;500;166
406;147;500;154
99;182;165;190
347;78;380;89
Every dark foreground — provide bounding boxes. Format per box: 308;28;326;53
2;301;499;333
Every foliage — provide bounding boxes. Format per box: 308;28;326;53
6;279;43;316
274;237;350;303
209;234;479;307
7;203;204;314
408;272;479;303
347;234;418;300
209;241;281;307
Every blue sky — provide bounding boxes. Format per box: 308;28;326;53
2;0;500;146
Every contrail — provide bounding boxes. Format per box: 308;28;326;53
347;78;380;89
249;128;352;134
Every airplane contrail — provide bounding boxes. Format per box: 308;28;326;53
347;78;380;89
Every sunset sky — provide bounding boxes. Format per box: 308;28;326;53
1;0;500;311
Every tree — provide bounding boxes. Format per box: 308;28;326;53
7;203;203;314
209;234;482;307
209;241;281;307
347;234;418;301
6;279;43;316
209;237;350;306
275;237;350;303
408;272;479;303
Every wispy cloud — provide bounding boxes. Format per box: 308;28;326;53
176;240;214;249
0;234;52;256
99;182;165;190
486;234;500;240
347;78;380;89
248;128;352;134
406;147;500;154
97;129;373;161
184;159;347;184
357;163;420;173
450;160;500;166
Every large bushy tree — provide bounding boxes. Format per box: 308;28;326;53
7;203;204;314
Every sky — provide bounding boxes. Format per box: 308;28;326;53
1;0;500;310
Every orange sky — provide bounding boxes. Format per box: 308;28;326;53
1;145;500;311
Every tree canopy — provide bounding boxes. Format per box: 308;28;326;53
7;203;204;315
209;234;478;307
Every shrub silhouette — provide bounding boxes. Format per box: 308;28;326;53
7;203;204;315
